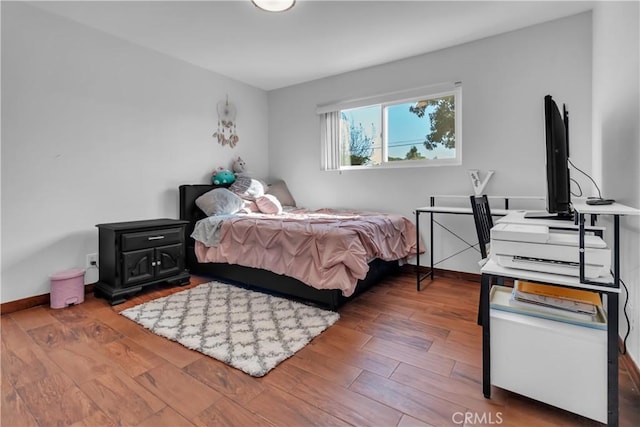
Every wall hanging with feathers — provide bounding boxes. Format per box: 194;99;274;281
212;96;239;148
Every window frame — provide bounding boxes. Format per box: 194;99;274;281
319;83;462;171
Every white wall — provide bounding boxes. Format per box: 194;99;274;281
592;2;640;367
1;2;269;303
268;13;593;273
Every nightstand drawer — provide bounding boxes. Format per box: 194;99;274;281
121;228;182;251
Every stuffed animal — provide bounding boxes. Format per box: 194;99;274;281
211;167;236;186
232;156;248;176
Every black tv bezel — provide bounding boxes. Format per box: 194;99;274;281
544;95;573;219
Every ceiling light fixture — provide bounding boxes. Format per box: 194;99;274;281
251;0;295;13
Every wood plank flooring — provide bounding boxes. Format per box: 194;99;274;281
2;272;639;426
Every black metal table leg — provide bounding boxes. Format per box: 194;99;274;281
608;214;620;426
481;273;491;398
607;291;619;426
430;196;435;280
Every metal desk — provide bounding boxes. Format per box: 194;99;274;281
414;195;531;291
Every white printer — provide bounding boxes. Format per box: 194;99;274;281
490;222;611;278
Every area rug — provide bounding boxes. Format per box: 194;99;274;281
120;281;339;377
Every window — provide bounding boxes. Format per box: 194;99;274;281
319;84;462;170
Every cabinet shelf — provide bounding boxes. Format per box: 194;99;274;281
489;284;607;330
481;258;617;294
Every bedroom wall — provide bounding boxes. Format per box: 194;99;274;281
592;1;640;367
268;13;593;274
1;2;269;303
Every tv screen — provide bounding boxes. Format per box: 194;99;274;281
544;95;572;219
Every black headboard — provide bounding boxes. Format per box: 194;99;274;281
179;184;217;247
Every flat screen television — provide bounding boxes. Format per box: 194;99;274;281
526;95;573;220
544;95;573;218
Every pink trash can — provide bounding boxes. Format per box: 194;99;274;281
50;268;86;309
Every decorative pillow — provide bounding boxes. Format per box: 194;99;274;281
195;188;244;216
240;200;260;214
266;180;296;207
255;194;283;215
229;176;265;200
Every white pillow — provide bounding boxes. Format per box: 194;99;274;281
195;188;244;216
230;176;265;200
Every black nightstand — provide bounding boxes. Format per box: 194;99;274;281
95;219;191;305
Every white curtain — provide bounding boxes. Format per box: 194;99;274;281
320;111;340;171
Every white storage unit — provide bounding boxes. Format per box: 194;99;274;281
490;306;607;423
480;201;640;427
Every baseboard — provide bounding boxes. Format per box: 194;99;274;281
401;264;482;283
3;269;479;312
0;284;95;315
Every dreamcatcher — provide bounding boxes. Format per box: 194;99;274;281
212;96;239;148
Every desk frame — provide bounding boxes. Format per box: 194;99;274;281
414;196;518;291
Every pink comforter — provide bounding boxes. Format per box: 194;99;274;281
193;208;421;296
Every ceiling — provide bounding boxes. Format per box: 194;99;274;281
32;0;595;91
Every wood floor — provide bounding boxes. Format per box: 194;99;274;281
2;272;639;426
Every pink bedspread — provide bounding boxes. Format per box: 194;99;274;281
193;208;422;296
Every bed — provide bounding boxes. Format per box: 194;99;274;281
179;183;421;310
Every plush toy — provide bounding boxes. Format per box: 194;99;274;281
211;167;236;186
232;156;248;176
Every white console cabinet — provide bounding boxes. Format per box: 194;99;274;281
480;202;639;426
490;287;607;422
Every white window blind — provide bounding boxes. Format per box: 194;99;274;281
320;111;340;171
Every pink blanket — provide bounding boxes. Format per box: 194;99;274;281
193;208;421;296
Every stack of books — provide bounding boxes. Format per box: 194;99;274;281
510;281;602;322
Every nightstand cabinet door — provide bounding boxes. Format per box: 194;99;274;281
155;243;184;278
122;248;155;286
95;219;191;305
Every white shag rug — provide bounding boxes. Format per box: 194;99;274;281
120;281;340;377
